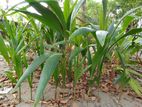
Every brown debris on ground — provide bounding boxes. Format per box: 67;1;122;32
0;55;142;107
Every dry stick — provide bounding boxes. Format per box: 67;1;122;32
87;86;91;96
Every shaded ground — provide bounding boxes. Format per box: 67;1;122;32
0;55;142;107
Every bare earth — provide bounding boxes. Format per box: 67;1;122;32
0;56;142;107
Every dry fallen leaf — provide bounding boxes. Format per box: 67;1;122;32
66;83;73;88
101;83;109;93
91;96;96;101
60;99;68;104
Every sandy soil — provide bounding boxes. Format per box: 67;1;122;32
0;55;142;107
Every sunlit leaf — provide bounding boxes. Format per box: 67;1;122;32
96;30;108;47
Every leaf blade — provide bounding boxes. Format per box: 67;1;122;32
12;53;51;91
34;53;62;106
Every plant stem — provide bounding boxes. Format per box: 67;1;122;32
55;85;58;99
19;86;21;103
73;84;76;100
30;85;33;100
30;73;33;100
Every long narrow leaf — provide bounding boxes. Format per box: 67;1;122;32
12;53;51;92
42;0;66;30
70;27;95;40
0;36;10;63
64;0;71;22
70;0;85;27
26;1;63;32
34;53;62;106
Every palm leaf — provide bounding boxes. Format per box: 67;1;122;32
12;53;51;92
34;53;62;106
70;27;95;40
129;79;142;95
70;0;85;27
19;1;63;32
0;36;10;63
64;0;71;22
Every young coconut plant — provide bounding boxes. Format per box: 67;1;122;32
11;0;87;106
69;0;142;95
0;13;32;101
